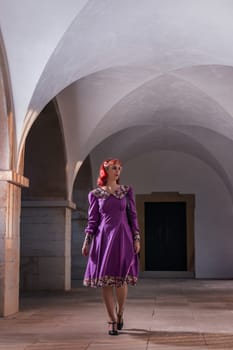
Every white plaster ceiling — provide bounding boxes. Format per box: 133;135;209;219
91;125;233;199
1;0;233;197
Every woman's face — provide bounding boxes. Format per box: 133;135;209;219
107;162;122;182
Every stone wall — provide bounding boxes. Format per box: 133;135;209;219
20;201;74;290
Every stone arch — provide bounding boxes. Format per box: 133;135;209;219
0;30;15;170
22;100;67;200
20;100;74;291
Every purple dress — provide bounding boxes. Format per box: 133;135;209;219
83;185;140;288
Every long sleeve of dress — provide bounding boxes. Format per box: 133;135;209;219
127;186;140;241
85;191;100;237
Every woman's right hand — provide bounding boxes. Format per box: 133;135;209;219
82;243;90;256
82;233;92;256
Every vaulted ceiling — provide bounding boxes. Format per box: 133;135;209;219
1;0;233;196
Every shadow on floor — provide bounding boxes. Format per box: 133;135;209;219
121;329;233;347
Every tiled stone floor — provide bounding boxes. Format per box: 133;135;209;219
1;279;233;349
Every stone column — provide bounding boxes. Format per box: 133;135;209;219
20;200;75;291
0;171;29;316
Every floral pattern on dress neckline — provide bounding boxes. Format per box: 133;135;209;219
92;185;129;199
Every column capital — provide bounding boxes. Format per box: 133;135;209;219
0;170;29;187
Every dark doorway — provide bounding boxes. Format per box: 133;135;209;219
145;202;187;271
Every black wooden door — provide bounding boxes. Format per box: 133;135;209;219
145;202;187;271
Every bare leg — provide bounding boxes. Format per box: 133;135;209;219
102;286;116;322
115;284;128;315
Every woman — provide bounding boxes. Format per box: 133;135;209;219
82;158;140;336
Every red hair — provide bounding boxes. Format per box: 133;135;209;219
97;158;122;186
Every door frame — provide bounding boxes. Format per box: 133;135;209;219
136;192;195;275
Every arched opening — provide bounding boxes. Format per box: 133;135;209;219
88;122;233;279
20;100;72;291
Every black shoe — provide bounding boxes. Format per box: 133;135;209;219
117;314;124;330
108;322;118;336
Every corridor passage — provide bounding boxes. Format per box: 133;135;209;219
1;279;233;349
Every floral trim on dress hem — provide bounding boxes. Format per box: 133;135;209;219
83;275;138;288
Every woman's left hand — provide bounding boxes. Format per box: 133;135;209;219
134;240;140;254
